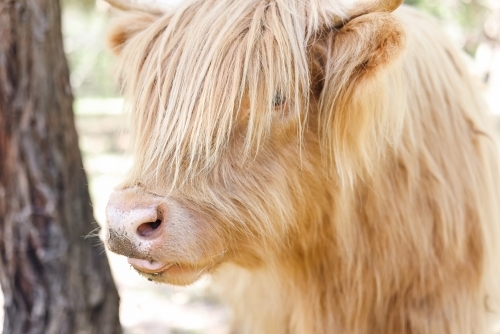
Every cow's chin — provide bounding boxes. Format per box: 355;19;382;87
127;257;219;286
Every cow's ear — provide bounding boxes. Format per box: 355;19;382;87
315;12;407;184
107;12;160;55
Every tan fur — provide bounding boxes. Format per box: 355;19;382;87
106;1;500;333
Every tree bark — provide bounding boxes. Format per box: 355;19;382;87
0;1;121;333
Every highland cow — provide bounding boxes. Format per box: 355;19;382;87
103;0;500;332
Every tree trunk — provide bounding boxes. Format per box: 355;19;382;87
0;1;121;333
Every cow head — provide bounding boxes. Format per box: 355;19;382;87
104;0;406;285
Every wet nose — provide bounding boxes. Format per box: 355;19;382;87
106;189;167;241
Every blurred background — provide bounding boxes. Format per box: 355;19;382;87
0;0;499;333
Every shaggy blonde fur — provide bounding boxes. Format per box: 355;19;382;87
107;0;500;333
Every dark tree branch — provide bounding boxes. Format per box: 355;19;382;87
0;1;121;333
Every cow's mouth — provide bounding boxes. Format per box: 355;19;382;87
127;258;172;274
128;257;213;285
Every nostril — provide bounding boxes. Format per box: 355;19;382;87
137;219;162;238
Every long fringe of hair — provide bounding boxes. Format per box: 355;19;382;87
114;0;351;190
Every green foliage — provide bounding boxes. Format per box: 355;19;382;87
63;3;118;98
62;0;96;11
404;0;491;55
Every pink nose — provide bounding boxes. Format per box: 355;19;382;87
105;188;167;241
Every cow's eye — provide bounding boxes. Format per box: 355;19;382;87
273;92;285;108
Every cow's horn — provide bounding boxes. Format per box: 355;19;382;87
333;0;403;27
103;0;163;15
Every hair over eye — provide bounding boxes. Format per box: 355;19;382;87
272;92;286;108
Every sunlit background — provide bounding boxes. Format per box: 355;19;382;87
1;0;499;333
